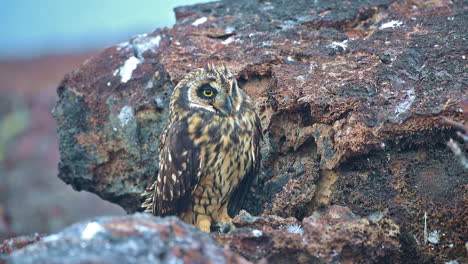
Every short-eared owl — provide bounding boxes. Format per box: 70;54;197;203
141;64;262;232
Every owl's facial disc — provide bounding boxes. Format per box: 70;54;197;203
184;65;241;116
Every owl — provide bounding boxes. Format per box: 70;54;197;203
141;64;262;232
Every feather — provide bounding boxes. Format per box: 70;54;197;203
151;118;201;216
228;112;262;216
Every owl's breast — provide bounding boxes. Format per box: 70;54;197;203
190;113;256;200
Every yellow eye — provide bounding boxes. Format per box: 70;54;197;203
198;84;217;98
203;90;214;97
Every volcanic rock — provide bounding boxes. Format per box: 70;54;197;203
53;0;467;262
1;214;249;264
216;206;401;263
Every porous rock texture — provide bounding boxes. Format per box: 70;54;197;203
217;206;401;263
0;233;42;255
51;0;467;263
1;214;248;264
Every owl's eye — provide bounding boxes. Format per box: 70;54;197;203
203;90;214;97
198;84;217;99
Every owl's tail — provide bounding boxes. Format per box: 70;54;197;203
140;183;156;213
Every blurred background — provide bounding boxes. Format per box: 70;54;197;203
0;0;210;240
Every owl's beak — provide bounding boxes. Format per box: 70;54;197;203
220;95;233;115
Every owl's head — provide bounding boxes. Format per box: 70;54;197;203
174;64;242;116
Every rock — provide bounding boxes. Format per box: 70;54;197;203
1;214;249;264
216;206;401;263
53;0;467;262
233;210;301;230
0;233;42;255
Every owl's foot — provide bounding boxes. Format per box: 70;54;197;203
182;211;212;233
216;207;233;222
195;215;212;233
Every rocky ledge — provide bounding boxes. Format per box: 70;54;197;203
1;214;248;264
1;207;403;264
43;0;468;263
220;205;402;263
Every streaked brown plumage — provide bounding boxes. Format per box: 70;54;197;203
141;64;261;232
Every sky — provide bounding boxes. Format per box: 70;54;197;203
0;0;211;59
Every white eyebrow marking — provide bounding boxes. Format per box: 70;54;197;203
189;103;216;112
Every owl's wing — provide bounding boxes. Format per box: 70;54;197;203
228;113;263;216
141;119;201;216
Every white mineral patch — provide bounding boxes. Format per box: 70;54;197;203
380;20;403;30
116;41;130;51
252;229;263;237
285;224;304;235
146;80;154;89
328;40;348;51
427;230;440;244
192;17;207;26
134;35;162;57
225;26;235;34
395;88;415;118
119;105;134;126
309;62;318;73
81;222;104;240
280;20;296;30
119;56;141;83
42;234;60;242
